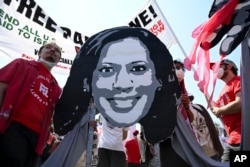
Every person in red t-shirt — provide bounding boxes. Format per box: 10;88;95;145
209;59;241;162
125;130;141;167
0;42;62;167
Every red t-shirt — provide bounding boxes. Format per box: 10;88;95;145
125;138;141;164
216;76;241;145
13;63;55;133
0;59;61;155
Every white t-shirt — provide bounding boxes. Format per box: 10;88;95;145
98;116;128;151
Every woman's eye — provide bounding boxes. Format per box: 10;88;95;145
99;67;113;73
131;65;146;72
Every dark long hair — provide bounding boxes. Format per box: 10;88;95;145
54;26;181;143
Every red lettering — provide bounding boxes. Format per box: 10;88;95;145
149;20;165;36
21;54;36;60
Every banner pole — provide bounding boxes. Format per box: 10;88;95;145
153;0;187;57
153;0;196;72
85;102;96;167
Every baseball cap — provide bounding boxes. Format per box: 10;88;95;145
173;58;184;65
173;58;185;71
210;59;238;71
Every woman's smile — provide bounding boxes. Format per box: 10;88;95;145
107;96;141;109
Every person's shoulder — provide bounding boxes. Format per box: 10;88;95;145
233;75;240;79
5;58;28;67
232;76;241;86
230;75;240;82
125;138;134;144
9;58;26;64
125;138;132;143
11;58;37;65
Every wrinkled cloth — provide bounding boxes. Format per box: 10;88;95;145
41;112;89;167
171;111;229;167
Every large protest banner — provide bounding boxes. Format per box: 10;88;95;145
1;0;180;76
0;0;88;75
127;0;177;48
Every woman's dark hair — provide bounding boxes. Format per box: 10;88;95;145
54;26;181;143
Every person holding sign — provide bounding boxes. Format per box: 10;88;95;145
49;26;230;167
53;26;180;145
209;59;241;162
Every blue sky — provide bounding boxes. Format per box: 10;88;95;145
0;0;241;126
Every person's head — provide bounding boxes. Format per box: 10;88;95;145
38;42;61;70
173;58;185;82
210;59;238;81
55;26;181;143
133;130;139;137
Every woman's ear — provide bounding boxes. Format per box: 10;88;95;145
83;78;90;92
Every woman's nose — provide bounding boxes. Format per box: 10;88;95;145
113;70;133;92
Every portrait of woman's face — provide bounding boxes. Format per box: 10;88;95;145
91;37;161;126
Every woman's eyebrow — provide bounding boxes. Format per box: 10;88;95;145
101;62;114;65
131;61;147;64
